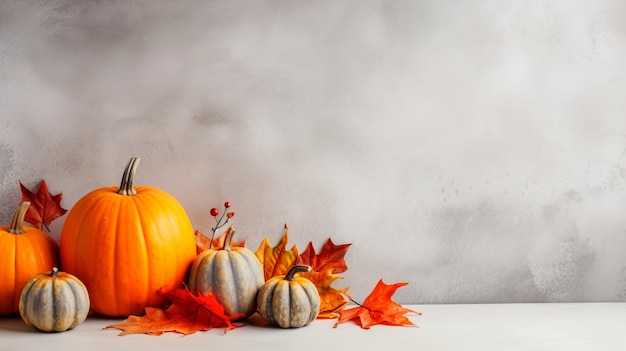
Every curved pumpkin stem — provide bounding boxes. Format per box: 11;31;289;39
223;227;235;251
7;202;30;234
50;267;59;278
285;264;312;281
118;157;140;196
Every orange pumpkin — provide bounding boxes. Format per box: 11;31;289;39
0;202;59;315
60;157;196;317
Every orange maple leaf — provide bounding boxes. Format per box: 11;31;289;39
300;238;351;274
254;224;300;281
334;279;421;329
106;285;245;336
195;227;246;254
300;269;349;319
19;180;67;231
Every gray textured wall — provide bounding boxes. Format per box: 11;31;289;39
2;0;626;304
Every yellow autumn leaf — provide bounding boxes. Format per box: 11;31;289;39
254;224;300;281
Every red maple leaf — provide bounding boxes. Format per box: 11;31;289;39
19;180;67;231
299;238;351;274
106;285;245;335
334;279;421;329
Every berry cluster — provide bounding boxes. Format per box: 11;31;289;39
209;201;234;248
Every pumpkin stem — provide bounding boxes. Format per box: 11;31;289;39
223;226;235;251
50;267;59;278
117;157;140;196
7;202;30;234
285;264;312;281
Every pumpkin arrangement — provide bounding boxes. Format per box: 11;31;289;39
2;156;419;334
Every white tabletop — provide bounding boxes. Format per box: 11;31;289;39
1;303;624;351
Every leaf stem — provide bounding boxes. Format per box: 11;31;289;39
349;297;385;314
349;298;368;310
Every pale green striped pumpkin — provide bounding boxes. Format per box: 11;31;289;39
19;267;90;332
187;227;264;318
257;264;320;328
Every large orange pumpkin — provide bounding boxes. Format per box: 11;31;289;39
0;202;59;315
60;157;196;317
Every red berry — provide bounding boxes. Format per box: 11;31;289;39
210;208;219;217
224;201;231;209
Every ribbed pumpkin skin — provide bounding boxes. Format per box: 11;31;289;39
257;266;320;328
0;204;59;315
19;268;90;332
188;241;264;318
59;185;196;317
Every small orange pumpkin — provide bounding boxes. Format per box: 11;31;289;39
60;157;197;317
0;202;60;315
